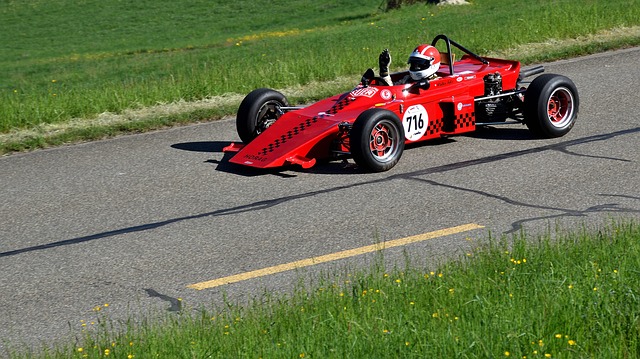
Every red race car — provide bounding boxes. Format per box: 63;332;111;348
224;34;579;172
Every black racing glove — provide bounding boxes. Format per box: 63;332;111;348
379;49;391;77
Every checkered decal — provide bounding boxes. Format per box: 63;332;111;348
259;114;323;155
326;96;354;115
454;112;475;130
426;118;443;136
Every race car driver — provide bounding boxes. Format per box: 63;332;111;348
379;44;441;85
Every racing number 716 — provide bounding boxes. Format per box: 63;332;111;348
406;113;424;132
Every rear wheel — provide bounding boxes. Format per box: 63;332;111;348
236;88;289;143
524;74;579;138
350;109;405;172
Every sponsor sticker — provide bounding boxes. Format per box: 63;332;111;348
380;89;393;101
350;87;379;98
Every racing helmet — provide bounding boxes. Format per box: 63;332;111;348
408;44;441;80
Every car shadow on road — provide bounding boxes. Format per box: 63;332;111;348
171;141;228;153
170;141;276;176
467;125;536;141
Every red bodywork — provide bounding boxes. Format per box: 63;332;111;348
226;55;520;169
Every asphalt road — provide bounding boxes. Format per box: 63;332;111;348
1;48;639;353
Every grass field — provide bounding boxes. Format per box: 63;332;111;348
1;0;640;153
6;221;639;358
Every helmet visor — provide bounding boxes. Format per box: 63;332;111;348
408;56;433;72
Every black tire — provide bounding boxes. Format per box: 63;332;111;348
350;109;405;172
236;88;289;143
524;74;579;138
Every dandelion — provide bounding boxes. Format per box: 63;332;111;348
568;284;574;289
128;355;134;359
545;354;551;358
299;353;305;358
409;301;415;305
51;79;57;83
432;312;439;318
568;340;576;346
449;288;455;294
405;341;410;346
504;351;510;356
438;273;443;278
593;287;598;291
395;279;402;283
555;334;562;339
104;349;111;356
77;348;84;352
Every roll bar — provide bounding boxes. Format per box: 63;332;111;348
430;34;489;76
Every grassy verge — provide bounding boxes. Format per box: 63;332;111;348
8;221;639;358
1;0;640;154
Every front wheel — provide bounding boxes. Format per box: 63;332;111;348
350;109;405;172
236;88;289;143
524;74;579;138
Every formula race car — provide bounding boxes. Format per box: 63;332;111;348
224;34;579;172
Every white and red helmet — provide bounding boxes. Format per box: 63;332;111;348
408;44;441;80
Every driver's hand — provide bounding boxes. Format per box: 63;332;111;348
379;49;391;77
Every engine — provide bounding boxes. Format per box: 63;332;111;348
476;72;510;122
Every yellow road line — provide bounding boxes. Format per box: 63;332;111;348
187;223;484;290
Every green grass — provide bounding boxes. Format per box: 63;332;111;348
7;221;639;358
1;0;640;153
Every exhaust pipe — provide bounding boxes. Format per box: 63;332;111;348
517;65;545;81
